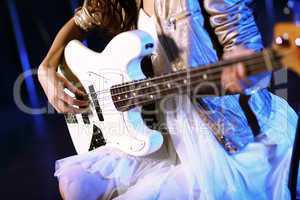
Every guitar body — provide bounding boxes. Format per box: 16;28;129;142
59;24;300;156
61;30;163;156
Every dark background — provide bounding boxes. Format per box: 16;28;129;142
0;0;299;199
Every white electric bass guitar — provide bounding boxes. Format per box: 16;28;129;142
60;23;300;156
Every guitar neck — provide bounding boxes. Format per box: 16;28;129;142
111;49;281;111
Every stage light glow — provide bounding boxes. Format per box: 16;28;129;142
6;0;44;130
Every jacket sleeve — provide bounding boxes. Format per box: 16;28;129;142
203;0;263;53
204;0;270;93
74;0;123;33
74;0;104;31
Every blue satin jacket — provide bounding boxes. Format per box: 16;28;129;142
151;0;275;150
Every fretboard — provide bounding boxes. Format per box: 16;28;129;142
111;49;281;111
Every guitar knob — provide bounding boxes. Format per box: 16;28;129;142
295;38;300;47
275;36;290;47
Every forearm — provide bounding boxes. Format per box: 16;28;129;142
40;18;86;71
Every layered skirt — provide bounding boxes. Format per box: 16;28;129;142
55;91;299;200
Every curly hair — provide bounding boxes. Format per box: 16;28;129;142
118;0;139;31
76;0;139;34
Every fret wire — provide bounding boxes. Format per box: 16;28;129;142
92;57;279;103
87;55;281;104
86;52;269;98
90;61;281;110
83;50;280;98
117;66;280;111
110;56;269;97
115;61;281;111
111;56;274;102
111;52;267;90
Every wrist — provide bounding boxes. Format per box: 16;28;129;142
38;63;56;79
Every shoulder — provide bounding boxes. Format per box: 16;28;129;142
74;0;140;33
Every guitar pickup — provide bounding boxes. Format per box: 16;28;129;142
89;85;104;121
65;113;78;124
81;113;90;124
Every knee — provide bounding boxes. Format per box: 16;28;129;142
58;165;107;200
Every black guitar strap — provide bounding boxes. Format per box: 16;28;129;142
239;94;261;137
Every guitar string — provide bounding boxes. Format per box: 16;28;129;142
81;62;278;113
110;57;272;103
79;52;270;98
84;56;278;102
82;60;280;111
86;58;277;107
111;51;272;89
115;62;280;111
111;56;275;97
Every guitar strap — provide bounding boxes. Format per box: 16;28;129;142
239;94;261;137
